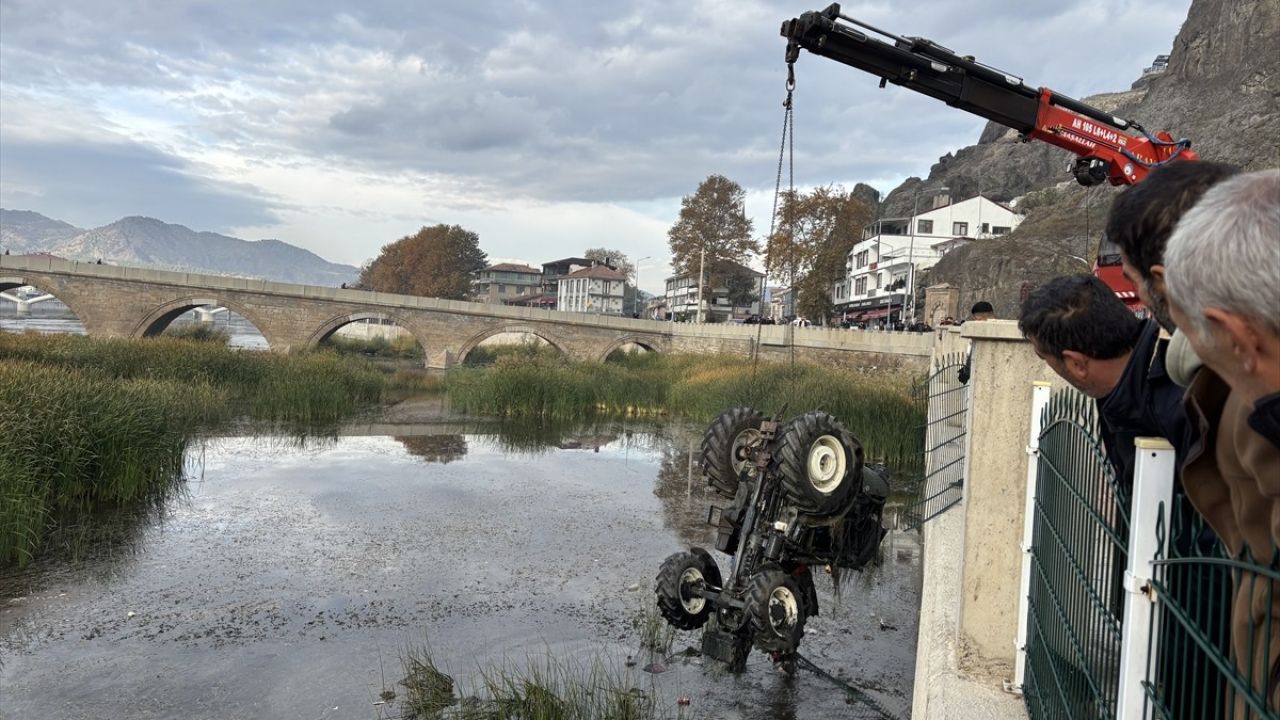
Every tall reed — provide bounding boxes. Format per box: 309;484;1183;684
446;352;925;465
0;332;391;566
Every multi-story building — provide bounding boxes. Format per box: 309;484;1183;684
664;260;766;323
472;263;543;304
557;265;627;315
831;194;1023;324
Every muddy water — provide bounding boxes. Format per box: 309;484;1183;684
0;422;921;720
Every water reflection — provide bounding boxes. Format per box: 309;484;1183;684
396;434;468;464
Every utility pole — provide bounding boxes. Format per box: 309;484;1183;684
696;246;706;323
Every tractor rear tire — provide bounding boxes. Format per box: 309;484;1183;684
700;407;766;499
655;549;722;631
773;412;863;518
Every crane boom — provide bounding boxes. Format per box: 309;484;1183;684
780;4;1197;187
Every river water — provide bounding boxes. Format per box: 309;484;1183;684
0;417;922;720
0;298;269;349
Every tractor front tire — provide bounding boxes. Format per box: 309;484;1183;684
655;550;722;631
745;565;810;655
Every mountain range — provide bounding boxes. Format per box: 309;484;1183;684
0;210;359;287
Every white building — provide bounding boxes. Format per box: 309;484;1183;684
831;194;1023;324
557;265;627;315
664;260;766;322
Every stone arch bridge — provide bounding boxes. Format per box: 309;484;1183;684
0;255;930;369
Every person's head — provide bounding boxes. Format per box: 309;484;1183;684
1106;160;1241;332
1165;169;1280;401
970;301;995;321
1019;274;1144;398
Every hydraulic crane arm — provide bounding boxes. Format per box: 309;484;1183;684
780;4;1197;186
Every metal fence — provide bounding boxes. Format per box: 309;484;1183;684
1016;386;1280;720
901;351;969;530
1020;389;1129;719
1145;497;1279;720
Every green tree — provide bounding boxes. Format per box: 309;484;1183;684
724;267;760;309
765;186;874;322
582;247;636;282
357;224;487;300
667;175;758;277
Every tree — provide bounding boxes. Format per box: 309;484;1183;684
357;224;487;300
764;186;874;322
724;267;760;310
667;175;758;278
583;247;636;282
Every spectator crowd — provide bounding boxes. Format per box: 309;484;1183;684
1015;164;1278;718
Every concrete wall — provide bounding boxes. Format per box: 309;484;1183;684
910;320;1068;720
957;320;1065;672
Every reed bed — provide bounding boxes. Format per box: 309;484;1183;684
445;353;925;466
163;322;232;344
0;332;391;566
392;643;660;720
321;332;424;359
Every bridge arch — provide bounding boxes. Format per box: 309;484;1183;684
307;311;422;348
456;324;568;365
599;335;662;361
131;296;275;347
0;275;90;333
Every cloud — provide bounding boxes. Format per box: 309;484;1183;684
0;0;1192;267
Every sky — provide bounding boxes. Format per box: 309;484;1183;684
0;0;1191;294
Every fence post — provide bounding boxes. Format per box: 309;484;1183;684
1116;437;1176;720
1010;381;1052;693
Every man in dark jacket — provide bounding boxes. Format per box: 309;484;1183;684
1019;275;1193;477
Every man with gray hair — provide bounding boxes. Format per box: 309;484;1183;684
1163;168;1280;717
1166;169;1280;451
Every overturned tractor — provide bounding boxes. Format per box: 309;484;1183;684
654;408;889;671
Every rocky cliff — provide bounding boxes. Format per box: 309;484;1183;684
883;0;1279;318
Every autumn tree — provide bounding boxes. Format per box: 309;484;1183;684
667;175;758;279
357;224;487;300
583;247;635;281
764;186;874;322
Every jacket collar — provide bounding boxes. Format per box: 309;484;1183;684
1099;319;1166;428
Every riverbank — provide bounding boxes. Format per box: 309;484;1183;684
446;351;925;465
0;332;393;566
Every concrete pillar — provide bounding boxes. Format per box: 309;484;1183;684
15;301;30;317
956;320;1064;675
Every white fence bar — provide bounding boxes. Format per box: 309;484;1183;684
1116;436;1177;720
1010;381;1053;693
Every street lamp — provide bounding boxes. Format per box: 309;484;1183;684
906;185;948;325
633;255;651;317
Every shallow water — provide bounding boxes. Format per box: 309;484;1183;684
0;422;921;719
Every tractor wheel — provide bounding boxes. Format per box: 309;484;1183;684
655;550;722;631
745;565;809;655
773;412;863;517
700;407;765;499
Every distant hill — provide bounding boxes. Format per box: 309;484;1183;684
0;210;359;287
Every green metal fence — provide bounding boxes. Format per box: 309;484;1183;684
1023;389;1129;720
1145;496;1279;720
901;351;969;530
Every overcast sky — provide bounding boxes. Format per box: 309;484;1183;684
0;0;1190;293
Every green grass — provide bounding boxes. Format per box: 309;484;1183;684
321;331;424;359
0;331;395;566
163;322;231;344
391;643;659;720
445;352;925;465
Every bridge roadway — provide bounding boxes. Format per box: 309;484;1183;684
0;254;930;369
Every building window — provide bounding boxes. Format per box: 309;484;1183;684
917;219;933;234
953;221;969;236
855;250;869;269
855;277;867;295
992;226;1011;235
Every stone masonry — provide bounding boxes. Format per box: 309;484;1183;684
1;255;931;370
